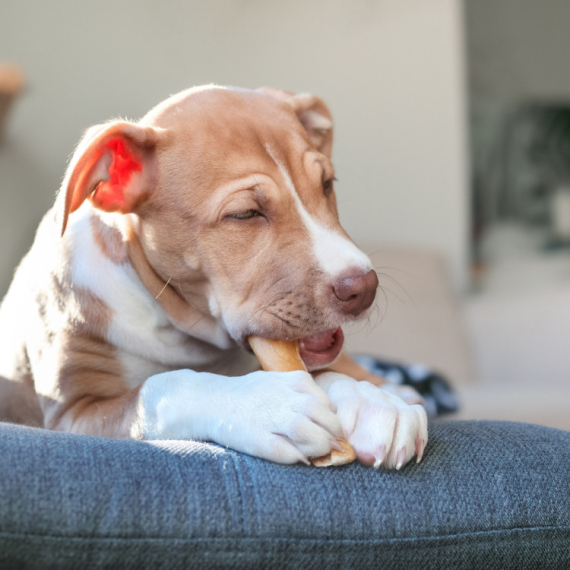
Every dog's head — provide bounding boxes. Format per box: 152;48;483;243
58;86;378;369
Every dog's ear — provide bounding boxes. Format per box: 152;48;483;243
257;87;333;157
58;121;163;236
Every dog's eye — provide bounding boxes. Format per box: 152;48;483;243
228;209;261;220
322;177;336;197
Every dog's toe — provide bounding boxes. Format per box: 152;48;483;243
328;378;428;469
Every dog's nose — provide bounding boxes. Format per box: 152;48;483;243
332;269;378;316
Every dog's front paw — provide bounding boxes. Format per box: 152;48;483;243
219;370;343;465
379;383;424;406
318;372;428;469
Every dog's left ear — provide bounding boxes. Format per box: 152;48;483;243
257;87;333;157
57;120;164;236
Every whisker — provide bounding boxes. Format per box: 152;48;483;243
245;290;290;328
376;284;408;308
182;313;207;335
176;281;212;334
177;281;196;308
267;311;301;329
364;247;388;257
375;288;389;326
155;276;172;300
375;271;416;309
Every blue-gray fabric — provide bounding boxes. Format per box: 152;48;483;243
0;420;568;569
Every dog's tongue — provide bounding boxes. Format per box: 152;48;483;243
299;327;344;370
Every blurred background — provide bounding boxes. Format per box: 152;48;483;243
1;0;569;428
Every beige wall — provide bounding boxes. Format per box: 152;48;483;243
0;0;468;296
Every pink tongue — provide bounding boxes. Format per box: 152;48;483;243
300;329;337;352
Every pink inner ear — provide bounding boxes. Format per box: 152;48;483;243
92;138;142;211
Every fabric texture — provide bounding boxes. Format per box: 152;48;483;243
0;420;568;569
354;354;459;416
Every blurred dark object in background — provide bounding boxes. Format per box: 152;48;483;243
475;102;570;237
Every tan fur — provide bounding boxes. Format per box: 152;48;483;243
0;85;377;440
124;224;227;347
0;373;43;427
32;263;130;435
90;214;128;265
132;88;347;343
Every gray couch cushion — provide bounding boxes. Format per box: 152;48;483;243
0;420;569;569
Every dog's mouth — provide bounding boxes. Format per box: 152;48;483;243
298;327;344;370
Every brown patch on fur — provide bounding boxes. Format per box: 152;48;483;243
49;380;143;438
90;214;128;265
73;286;112;339
49;332;135;437
0;208;141;437
37;282;135;437
0;362;43;427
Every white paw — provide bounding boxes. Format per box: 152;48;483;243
215;370;343;465
380;383;424;406
317;372;428;469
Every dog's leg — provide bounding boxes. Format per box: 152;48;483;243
43;367;342;464
248;336;356;467
314;372;428;469
138;369;342;463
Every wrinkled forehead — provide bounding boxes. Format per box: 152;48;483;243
149;87;311;175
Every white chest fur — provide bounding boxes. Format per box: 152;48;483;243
67;206;255;387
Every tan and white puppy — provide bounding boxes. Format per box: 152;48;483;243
0;85;427;469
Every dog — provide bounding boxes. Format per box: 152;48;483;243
0;85;427;469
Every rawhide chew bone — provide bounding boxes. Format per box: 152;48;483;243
327;352;386;387
248;336;356;467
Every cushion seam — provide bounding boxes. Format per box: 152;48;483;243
0;524;568;545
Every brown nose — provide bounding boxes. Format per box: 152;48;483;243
332;269;378;316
